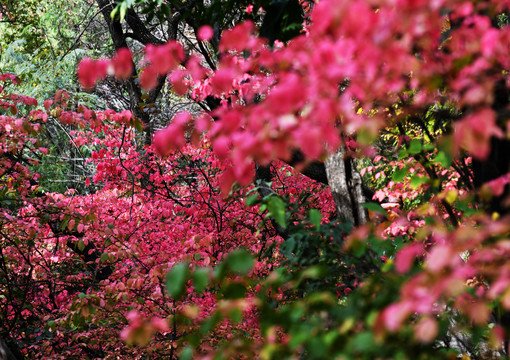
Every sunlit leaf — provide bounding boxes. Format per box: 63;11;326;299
225;249;253;275
166;262;189;300
267;196;287;229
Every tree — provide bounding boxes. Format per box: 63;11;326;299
0;0;112;194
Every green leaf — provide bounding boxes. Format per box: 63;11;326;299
392;166;408;182
300;265;328;280
214;261;227;281
77;239;85;252
453;55;473;71
166;262;189;300
246;194;259;206
134;118;144;133
362;202;387;216
221;283;247;299
160;3;171;18
435;150;452;168
120;2;128;21
309;209;322;229
60;217;68;231
308;335;328;358
225;249;253;275
100;252;108;263
200;311;222;335
351;332;376;353
179;346;193;360
408;140;422;155
111;6;118;19
267;196;287;229
228;307;243;323
192;268;209;293
281;237;296;257
410;175;429;189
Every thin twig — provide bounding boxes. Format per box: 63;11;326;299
60;6;106;62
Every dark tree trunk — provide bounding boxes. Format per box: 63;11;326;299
95;0;169;146
0;336;22;360
255;164;290;239
471;79;510;215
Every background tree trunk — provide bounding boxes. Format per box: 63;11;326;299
0;337;21;360
325;146;368;226
95;0;167;146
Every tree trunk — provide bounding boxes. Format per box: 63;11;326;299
325;146;368;227
95;0;167;146
0;337;21;360
471;79;510;216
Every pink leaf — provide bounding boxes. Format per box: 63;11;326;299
383;302;412;331
395;243;423;274
77;58;109;89
197;25;214;41
140;66;159;91
414;317;438;343
112;48;133;79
